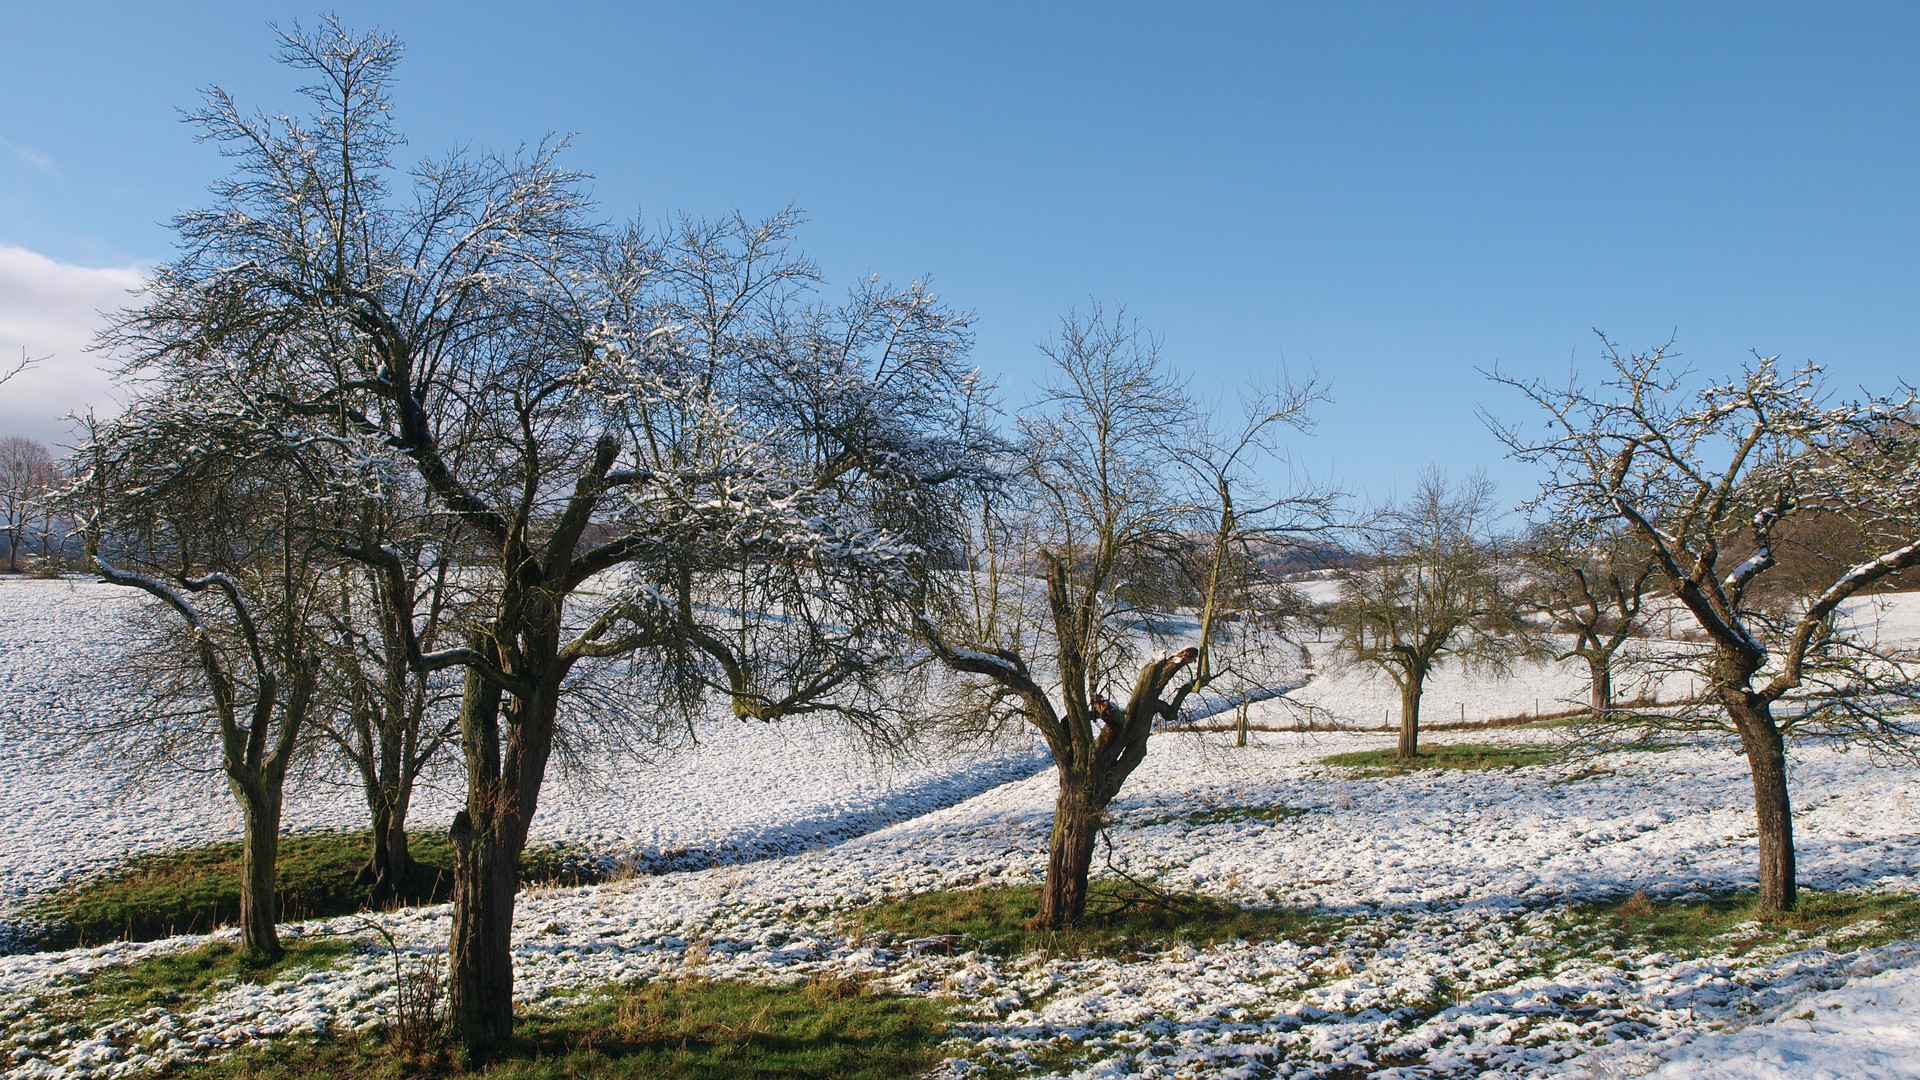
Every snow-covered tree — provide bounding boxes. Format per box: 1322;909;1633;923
100;19;993;1054
76;405;330;960
917;308;1325;928
1330;469;1534;759
0;436;58;572
1490;338;1920;910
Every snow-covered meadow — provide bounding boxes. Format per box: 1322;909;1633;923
2;576;1919;1078
0;577;1049;942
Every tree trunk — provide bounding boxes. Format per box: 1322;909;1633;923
1587;655;1613;715
358;787;418;904
447;807;523;1058
445;650;557;1061
1235;700;1249;748
1033;772;1102;930
1396;678;1424;759
235;787;283;958
1730;699;1796;910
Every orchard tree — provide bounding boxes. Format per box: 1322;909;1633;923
917;308;1325;928
1330;469;1533;759
1519;523;1655;716
77;405;328;959
105;20;992;1056
1491;339;1920;910
0;436;58;572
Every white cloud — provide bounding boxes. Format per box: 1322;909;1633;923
0;244;146;450
0;138;56;174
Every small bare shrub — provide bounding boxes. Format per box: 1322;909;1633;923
352;917;443;1058
391;952;443;1056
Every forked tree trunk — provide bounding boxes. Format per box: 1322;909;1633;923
1034;773;1103;929
359;785;417;904
1397;678;1425;759
1729;698;1796;910
445;657;557;1061
234;785;283;958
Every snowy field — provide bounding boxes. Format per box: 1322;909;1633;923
0;578;1048;945
2;576;1919;1078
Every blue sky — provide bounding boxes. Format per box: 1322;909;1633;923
3;2;1917;505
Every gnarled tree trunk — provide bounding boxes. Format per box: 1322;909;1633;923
447;806;524;1055
1025;647;1199;931
444;646;559;1060
1035;772;1102;928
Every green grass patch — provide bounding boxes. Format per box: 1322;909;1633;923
1321;742;1560;774
850;882;1335;958
1571;887;1920;958
35;830;603;949
40;939;350;1025
160;976;948;1080
1123;803;1306;829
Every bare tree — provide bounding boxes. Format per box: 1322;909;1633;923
1519;523;1655;715
0;436;59;572
77;409;327;960
1490;338;1920;910
917;308;1327;928
103;19;991;1056
315;504;473;904
1330;469;1532;759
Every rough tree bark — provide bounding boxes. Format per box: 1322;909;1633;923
1586;657;1614;715
1397;673;1425;759
436;572;577;1055
1037;778;1103;928
1719;658;1796;910
235;787;283;954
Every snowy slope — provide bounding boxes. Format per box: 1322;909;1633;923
4;578;1920;1078
1;724;1917;1078
0;577;1047;945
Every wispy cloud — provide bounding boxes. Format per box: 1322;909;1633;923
0;137;56;174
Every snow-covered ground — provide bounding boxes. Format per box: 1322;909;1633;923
0;577;1047;943
4;728;1917;1079
3;576;1920;1078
